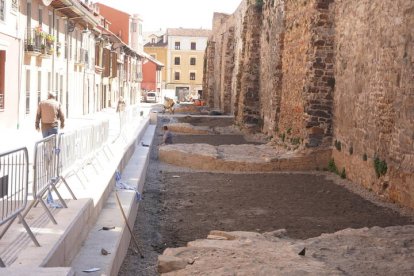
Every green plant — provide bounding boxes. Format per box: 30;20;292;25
46;34;55;43
291;137;300;145
328;159;338;174
286;127;292;135
340;168;346;179
334;140;342;151
373;157;387;178
362;153;367;161
349;145;353;155
255;0;264;8
279;132;285;142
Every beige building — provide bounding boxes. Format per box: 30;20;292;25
145;28;211;101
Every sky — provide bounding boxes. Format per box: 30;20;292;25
97;0;242;32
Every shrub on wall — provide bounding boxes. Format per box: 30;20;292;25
328;158;338;174
255;0;264;9
374;157;387;178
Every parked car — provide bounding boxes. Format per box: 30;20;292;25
146;92;157;103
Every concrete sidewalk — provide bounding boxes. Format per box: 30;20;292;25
0;106;158;275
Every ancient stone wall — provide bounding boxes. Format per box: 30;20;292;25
205;0;414;208
234;5;263;131
332;0;414;207
259;0;284;135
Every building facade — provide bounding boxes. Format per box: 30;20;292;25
0;0;20;128
144;28;211;101
144;33;167;89
142;54;163;93
0;0;146;130
96;3;147;104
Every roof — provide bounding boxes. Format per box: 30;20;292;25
143;53;164;67
96;2;130;17
144;40;168;47
166;28;211;37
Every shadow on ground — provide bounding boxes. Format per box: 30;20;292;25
118;115;413;276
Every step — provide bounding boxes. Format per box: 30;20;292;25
70;124;156;275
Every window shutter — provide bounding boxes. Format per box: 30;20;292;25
111;51;118;78
103;48;110;77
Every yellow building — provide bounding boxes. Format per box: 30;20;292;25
144;33;168;88
144;28;211;101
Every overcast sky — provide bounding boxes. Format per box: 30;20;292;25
97;0;242;32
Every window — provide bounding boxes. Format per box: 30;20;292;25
132;22;137;32
190;57;196;65
47;72;51;94
191;42;196;50
151;38;155;44
12;0;18;12
174;41;180;50
26;2;31;30
64;20;67;59
56;17;59;42
55;72;59;100
174;57;180;65
38;7;43;26
37;71;41;105
174;72;180;80
0;51;5;110
25;70;30;114
190;72;196;80
48;11;52;34
0;0;5;21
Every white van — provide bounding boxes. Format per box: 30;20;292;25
146;92;157;103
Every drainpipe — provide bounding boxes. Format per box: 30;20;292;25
51;9;56;101
65;21;70;118
16;6;23;129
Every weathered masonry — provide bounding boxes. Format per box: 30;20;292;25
204;0;414;208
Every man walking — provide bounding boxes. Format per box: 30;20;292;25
35;91;65;138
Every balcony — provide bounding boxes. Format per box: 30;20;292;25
75;49;88;67
25;28;55;58
24;28;42;56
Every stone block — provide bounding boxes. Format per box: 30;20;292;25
157;255;188;273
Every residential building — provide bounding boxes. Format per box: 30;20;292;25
143;32;168;89
142;53;164;93
96;3;146;104
19;0;100;129
144;28;211;101
0;0;20;128
0;0;145;130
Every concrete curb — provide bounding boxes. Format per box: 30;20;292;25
71;124;156;275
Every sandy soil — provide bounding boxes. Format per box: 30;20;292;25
118;115;414;276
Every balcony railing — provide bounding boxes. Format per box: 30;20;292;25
75;48;88;66
12;0;18;12
25;28;55;57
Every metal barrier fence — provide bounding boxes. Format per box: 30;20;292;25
0;147;40;266
58;120;111;186
22;135;69;224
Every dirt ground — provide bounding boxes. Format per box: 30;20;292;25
118;115;414;276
